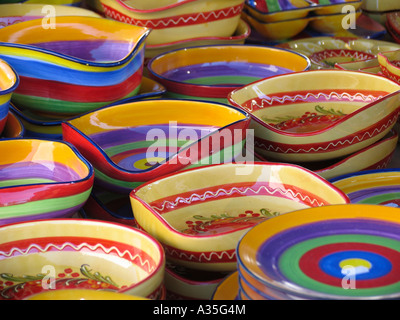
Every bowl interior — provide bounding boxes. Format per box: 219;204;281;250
132;163;349;236
229;70;400;134
65;100;248;173
148;45;310;88
0;139;90;188
0;59;17;92
0;219;163;300
0;16;148;63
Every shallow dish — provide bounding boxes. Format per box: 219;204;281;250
99;0;245;46
62;99;250;193
0;3;101;29
147;44;310;104
0;219;165;300
212;271;239;300
28;289;149;300
0;139;94;225
10;77;166;140
308;10;362;34
0;58;18;136
278;37;400;69
145;19;251;61
377;49;400;84
307;0;363;15
81;187;136;227
330;168;400;206
237;204;400;299
228;69;400;163
1;110;24;138
334;58;381;74
0;16;150;118
130;162;349;271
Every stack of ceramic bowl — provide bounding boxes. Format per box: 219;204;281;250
228;69;400;180
235;203;400;300
93;0;249;61
242;0;363;42
361;0;400;26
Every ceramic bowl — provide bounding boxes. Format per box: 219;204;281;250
28;289;149;300
147;44;310;104
81;187;136;227
0;16;150;118
307;0;363;15
99;0;245;46
10;77;166;140
165;263;228;300
237;204;400;300
0;58;18;136
277;37;400;69
361;0;400;13
334;58;382;74
0;139;94;225
228;69;400;163
144;19;251;61
377;50;400;84
0;219;165;300
130;162;350;271
330;168;400;206
308;10;362;34
244;0;313;22
1;110;24;138
0;3;101;29
62;99;250;193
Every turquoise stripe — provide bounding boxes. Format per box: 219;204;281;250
0;48;144;86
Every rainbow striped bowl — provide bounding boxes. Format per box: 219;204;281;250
62;99;250;193
130;162;350;272
0;16;150;118
0;58;18;136
0;139;94;225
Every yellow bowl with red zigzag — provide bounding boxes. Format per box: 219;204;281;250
130;162;349;272
99;0;245;46
228;69;400;163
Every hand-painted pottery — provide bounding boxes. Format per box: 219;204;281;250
278;37;400;69
244;0;313;22
237;204;400;300
99;0;245;46
307;0;363;15
377;50;400;84
144;19;251;61
334;58;381;74
228;69;400;163
361;0;400;12
28;289;150;300
1;110;24;138
308;10;362;34
9;77;166;140
0;3;101;29
147;45;310;104
0;219;165;300
62;99;250;193
0;16;150;118
330;168;400;206
165;263;229;300
0;58;18;136
0;0;83;5
81;187;136;227
212;272;239;300
0;139;94;225
130;162;349;271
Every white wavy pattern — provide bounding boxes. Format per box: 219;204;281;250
0;242;156;273
312;49;374;62
151;184;325;213
244;91;383;112
165;246;236;263
102;4;243;28
255;111;400;154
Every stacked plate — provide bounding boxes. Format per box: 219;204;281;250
235;204;400;300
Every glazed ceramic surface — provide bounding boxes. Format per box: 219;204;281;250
237;204;400;299
330;169;400;206
130;162;349;271
0;16;150;117
28;289;149;300
0;219;165;300
278;37;400;69
228;69;400;163
1;110;24;138
361;0;400;13
0;139;94;225
10;77;166;140
212;271;239;300
0;58;18;136
378;50;400;84
62;99;250;193
0;3;101;29
145;19;251;60
99;0;245;46
147;45;310;104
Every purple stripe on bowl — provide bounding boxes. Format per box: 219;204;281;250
347;186;400;203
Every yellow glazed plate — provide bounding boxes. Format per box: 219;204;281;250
212;272;239;300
